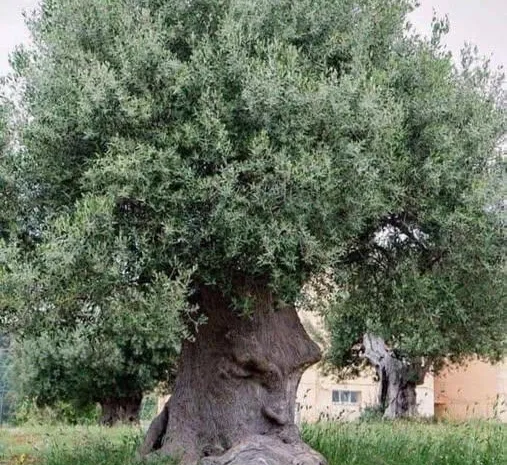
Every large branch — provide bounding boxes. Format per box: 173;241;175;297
362;333;391;367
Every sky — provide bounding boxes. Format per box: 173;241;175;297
0;0;506;76
0;0;35;76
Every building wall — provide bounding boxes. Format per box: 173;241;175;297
158;359;507;423
434;359;507;421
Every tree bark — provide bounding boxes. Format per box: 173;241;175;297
363;334;426;419
140;284;326;465
99;393;142;426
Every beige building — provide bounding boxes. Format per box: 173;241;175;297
157;361;435;422
295;357;507;423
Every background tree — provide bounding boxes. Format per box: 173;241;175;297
0;99;21;426
3;217;189;425
324;40;506;418
1;142;191;425
1;27;194;428
3;0;505;464
0;72;190;432
10;283;186;425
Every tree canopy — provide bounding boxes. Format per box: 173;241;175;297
6;0;455;311
324;40;506;377
4;0;503;317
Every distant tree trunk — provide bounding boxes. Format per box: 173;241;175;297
363;334;427;419
376;365;389;411
140;284;326;465
99;393;142;426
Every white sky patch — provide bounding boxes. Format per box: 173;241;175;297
0;0;37;77
0;1;506;75
408;0;507;72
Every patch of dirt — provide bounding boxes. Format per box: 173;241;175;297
3;454;39;465
0;429;44;465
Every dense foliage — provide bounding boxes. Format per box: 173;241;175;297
325;47;506;373
10;285;185;412
0;0;505;423
0;102;15;242
7;0;444;309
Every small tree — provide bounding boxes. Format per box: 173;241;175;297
3;0;505;463
11;295;185;425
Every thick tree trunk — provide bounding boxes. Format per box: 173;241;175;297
140;285;326;465
363;334;426;419
383;369;418;419
99;393;142;426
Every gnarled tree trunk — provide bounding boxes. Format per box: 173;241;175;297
99;393;142;426
363;334;427;419
140;285;326;465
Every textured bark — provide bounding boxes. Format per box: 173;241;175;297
99;393;142;426
363;334;426;419
200;435;326;465
140;285;326;465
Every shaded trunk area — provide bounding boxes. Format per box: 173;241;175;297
140;284;326;465
99;393;142;426
364;334;426;419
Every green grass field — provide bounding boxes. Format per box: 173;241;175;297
0;425;139;465
0;421;505;465
302;421;507;465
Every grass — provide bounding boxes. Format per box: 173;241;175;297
0;425;144;465
0;421;505;465
302;420;507;465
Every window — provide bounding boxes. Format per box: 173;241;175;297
332;390;360;404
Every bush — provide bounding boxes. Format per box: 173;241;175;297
13;398;100;426
358;404;385;422
43;430;176;465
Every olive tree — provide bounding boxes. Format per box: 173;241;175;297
323;39;506;417
10;284;186;425
3;0;505;463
